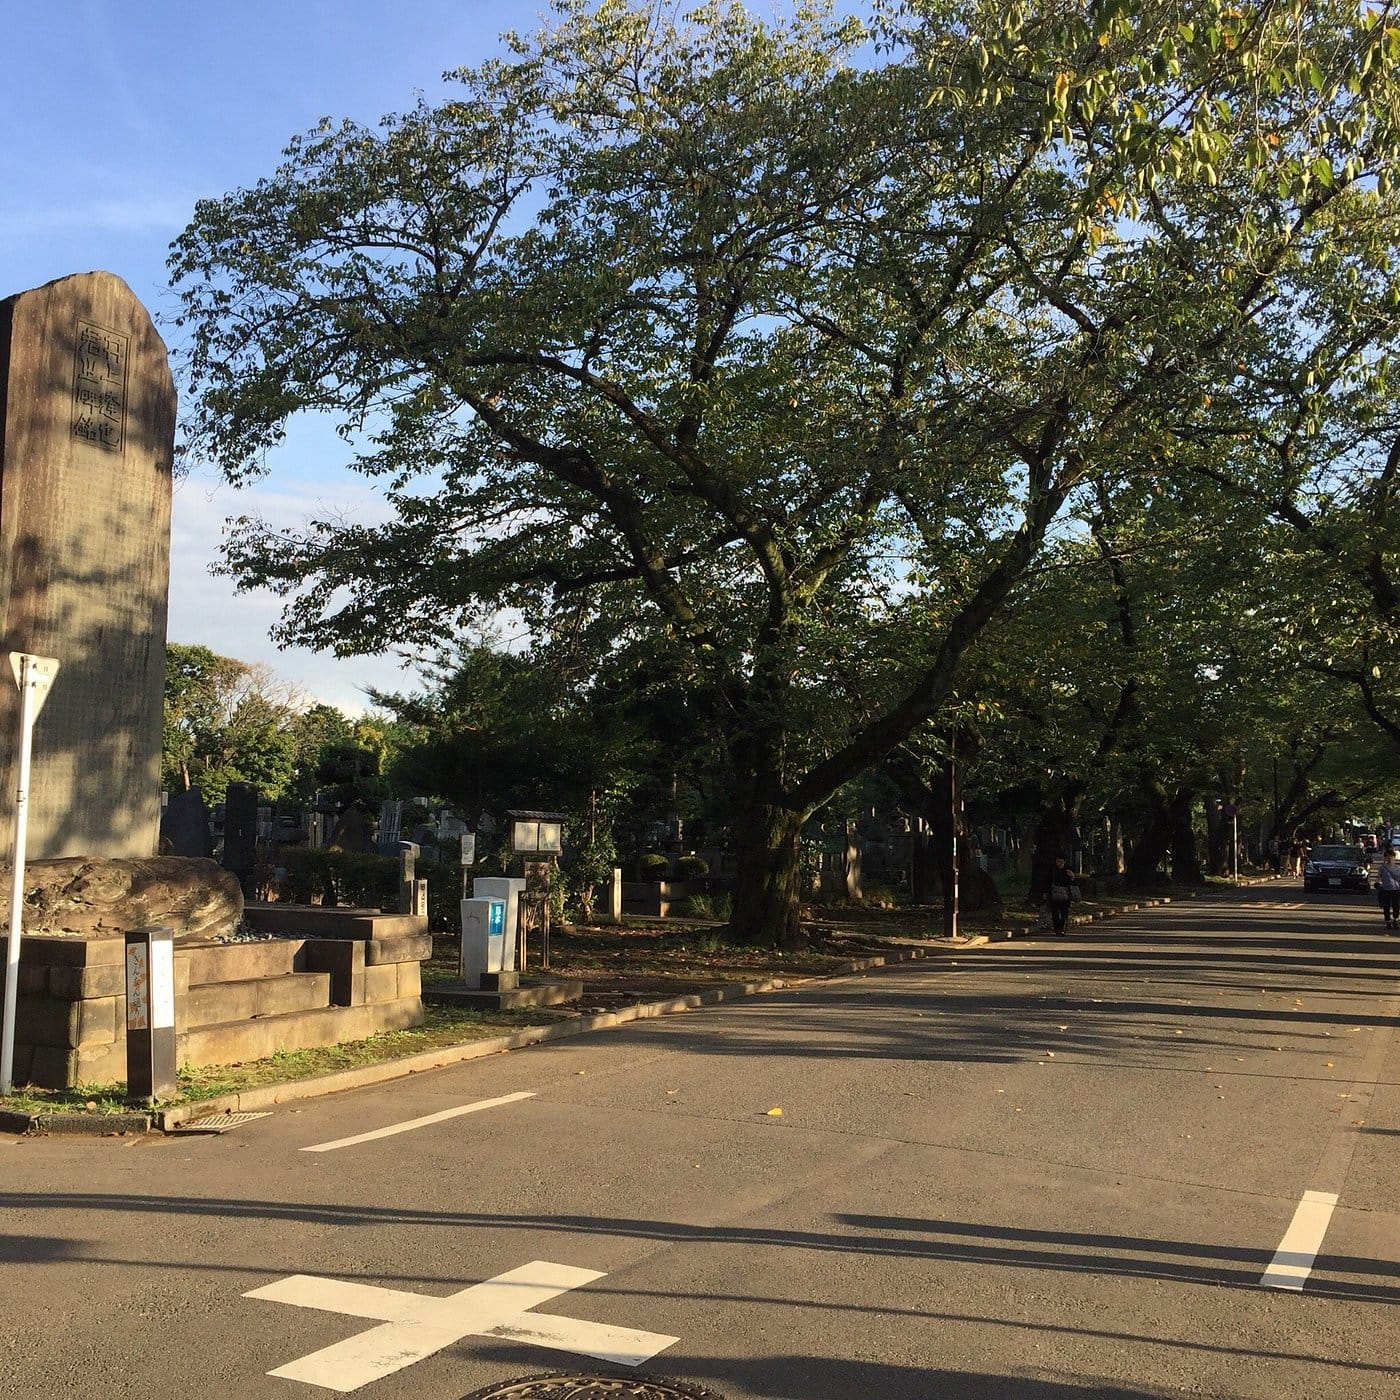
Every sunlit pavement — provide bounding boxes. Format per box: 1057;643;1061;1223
2;888;1397;1399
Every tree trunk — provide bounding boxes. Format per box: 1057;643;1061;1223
1125;774;1172;888
1106;814;1125;876
1170;788;1203;884
1030;786;1083;900
728;800;806;947
842;819;864;901
1204;797;1226;875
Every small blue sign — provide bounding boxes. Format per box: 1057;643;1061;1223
488;900;505;937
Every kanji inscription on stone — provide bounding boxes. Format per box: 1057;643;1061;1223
71;317;128;452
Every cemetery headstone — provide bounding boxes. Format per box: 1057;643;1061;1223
221;782;259;887
0;272;175;858
160;786;213;858
327;804;377;854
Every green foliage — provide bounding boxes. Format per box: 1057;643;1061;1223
674;855;710;879
170;0;1400;940
565;819;618;923
278;847;463;929
163;642;301;805
315;740;389;812
683;891;731;922
638;853;670;881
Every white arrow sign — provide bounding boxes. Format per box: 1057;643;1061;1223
8;652;58;719
246;1259;679;1392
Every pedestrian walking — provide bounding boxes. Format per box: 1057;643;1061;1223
1377;848;1400;932
1048;855;1076;936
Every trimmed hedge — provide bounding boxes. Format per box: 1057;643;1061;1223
278;848;462;930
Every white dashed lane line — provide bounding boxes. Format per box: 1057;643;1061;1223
301;1091;536;1153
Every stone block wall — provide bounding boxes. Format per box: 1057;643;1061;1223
0;930;429;1089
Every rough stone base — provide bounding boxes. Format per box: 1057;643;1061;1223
0;856;241;940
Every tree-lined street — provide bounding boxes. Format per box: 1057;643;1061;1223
4;891;1398;1397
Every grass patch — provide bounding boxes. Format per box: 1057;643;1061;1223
0;1084;134;1116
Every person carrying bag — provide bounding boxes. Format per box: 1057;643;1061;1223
1377;848;1400;931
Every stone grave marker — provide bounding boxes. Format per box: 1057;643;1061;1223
221;782;259;885
160;786;213;858
0;271;174;858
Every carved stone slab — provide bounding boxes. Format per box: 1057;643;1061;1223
0;271;175;859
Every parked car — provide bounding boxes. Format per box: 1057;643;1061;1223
1302;844;1372;892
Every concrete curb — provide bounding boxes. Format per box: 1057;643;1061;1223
154;943;942;1130
0;1107;150;1135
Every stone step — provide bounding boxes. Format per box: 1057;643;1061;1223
184;972;331;1029
179;998;423;1069
181;939;303;986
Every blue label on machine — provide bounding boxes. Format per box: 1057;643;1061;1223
488;899;505;937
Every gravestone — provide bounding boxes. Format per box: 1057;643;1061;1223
327;804;377;854
221;782;259;885
160;786;213;858
0;272;174;858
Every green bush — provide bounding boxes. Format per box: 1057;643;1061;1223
639;853;670;881
674;855;710;879
278;848;465;930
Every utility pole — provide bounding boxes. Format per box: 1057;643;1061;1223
945;735;959;940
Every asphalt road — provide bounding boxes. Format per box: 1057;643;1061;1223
3;885;1399;1399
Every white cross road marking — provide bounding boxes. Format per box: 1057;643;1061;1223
245;1259;680;1393
301;1092;537;1153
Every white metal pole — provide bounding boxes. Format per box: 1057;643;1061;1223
2;656;37;1096
1233;813;1239;884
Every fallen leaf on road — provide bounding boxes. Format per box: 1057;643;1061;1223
1057;1025;1069;1031
1044;1051;1056;1058
1325;1062;1334;1068
765;1107;783;1116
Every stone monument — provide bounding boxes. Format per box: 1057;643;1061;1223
0;271;174;858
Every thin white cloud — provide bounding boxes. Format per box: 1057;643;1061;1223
169;471;420;714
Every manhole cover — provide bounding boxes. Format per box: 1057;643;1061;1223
172;1110;271;1134
462;1375;722;1399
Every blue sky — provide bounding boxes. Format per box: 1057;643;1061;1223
0;0;543;713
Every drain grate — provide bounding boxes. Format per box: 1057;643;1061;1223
173;1110;272;1134
462;1375;722;1399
